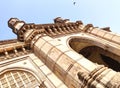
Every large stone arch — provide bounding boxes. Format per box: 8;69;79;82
68;36;120;71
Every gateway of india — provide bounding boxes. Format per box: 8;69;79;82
0;17;120;88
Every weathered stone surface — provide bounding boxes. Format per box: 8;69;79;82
0;17;120;88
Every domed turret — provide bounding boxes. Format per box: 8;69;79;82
8;18;25;34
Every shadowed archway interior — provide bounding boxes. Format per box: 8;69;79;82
79;46;120;71
69;38;120;72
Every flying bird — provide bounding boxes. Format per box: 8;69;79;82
73;2;76;5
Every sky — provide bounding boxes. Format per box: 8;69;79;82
0;0;120;40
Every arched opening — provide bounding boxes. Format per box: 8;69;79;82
79;46;120;71
69;37;120;72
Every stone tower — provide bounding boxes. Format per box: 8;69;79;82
0;17;120;88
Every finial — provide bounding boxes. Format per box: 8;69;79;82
54;17;70;23
8;18;25;34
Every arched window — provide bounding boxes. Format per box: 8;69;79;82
0;70;40;88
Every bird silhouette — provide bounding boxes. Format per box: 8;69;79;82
73;2;76;5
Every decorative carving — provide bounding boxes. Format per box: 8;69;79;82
76;21;83;26
107;73;120;88
77;65;108;87
54;17;70;23
0;70;40;88
83;24;93;32
0;39;17;45
8;18;84;42
101;27;111;32
0;42;30;61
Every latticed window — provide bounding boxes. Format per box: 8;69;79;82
0;70;40;88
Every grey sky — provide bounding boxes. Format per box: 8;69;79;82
0;0;120;40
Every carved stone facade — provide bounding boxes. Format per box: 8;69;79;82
0;17;120;88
